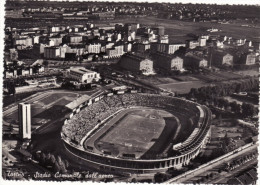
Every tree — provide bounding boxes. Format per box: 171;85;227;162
50;154;56;165
242;103;255;118
40;153;46;165
222;99;230;110
54;161;61;172
8;83;16;95
218;114;223;125
230;101;238;113
64;160;69;168
235;84;242;93
43;60;49;68
154;173;169;183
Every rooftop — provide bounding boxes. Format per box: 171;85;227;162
70;67;95;74
65;95;91;110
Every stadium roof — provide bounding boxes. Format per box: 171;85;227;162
65;95;91;110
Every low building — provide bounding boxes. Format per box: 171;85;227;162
9;48;18;61
159;35;169;44
13;37;33;47
48;26;66;33
151;52;183;71
69;67;101;83
187;40;200;49
198;37;207;47
119;53;153;74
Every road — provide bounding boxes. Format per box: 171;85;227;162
165;143;258;183
206;159;257;184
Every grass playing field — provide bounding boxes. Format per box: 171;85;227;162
93;108;178;159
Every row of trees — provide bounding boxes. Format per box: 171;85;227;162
206;96;257;118
188;77;258;101
187;77;258;118
34;152;69;174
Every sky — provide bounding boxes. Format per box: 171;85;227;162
43;0;260;6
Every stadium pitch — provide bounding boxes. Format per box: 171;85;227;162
85;108;180;159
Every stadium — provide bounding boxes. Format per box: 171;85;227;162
61;92;212;174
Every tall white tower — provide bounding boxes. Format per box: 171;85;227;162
18;103;31;140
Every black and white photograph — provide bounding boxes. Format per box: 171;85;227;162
1;0;259;184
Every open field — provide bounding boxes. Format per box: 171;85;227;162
140;69;254;94
192;71;243;82
158;81;207;94
105;17;260;42
139;77;181;85
233;69;259;77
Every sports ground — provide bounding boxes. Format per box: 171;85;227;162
84;107;180;159
3;90;81;131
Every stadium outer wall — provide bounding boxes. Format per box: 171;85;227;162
61;93;212;174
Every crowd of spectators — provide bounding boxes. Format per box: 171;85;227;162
62;93;200;145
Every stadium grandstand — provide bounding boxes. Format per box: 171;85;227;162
61;92;212;174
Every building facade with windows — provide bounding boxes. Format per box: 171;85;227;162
212;51;233;66
151;52;183;71
119;53;153;74
69;67;101;83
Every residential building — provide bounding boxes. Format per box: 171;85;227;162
68;35;83;44
151;52;183;71
212;51;233;66
198;37;207;47
119;53;153;74
153;43;186;54
240;53;256;65
134;43;150;53
13;37;33;47
9;48;18;61
187;40;200;49
106;45;124;58
86;43;101;54
49;36;63;46
184;54;208;68
159;35;169;44
48;26;66;33
44;47;61;59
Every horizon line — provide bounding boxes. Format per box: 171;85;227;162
5;0;260;6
